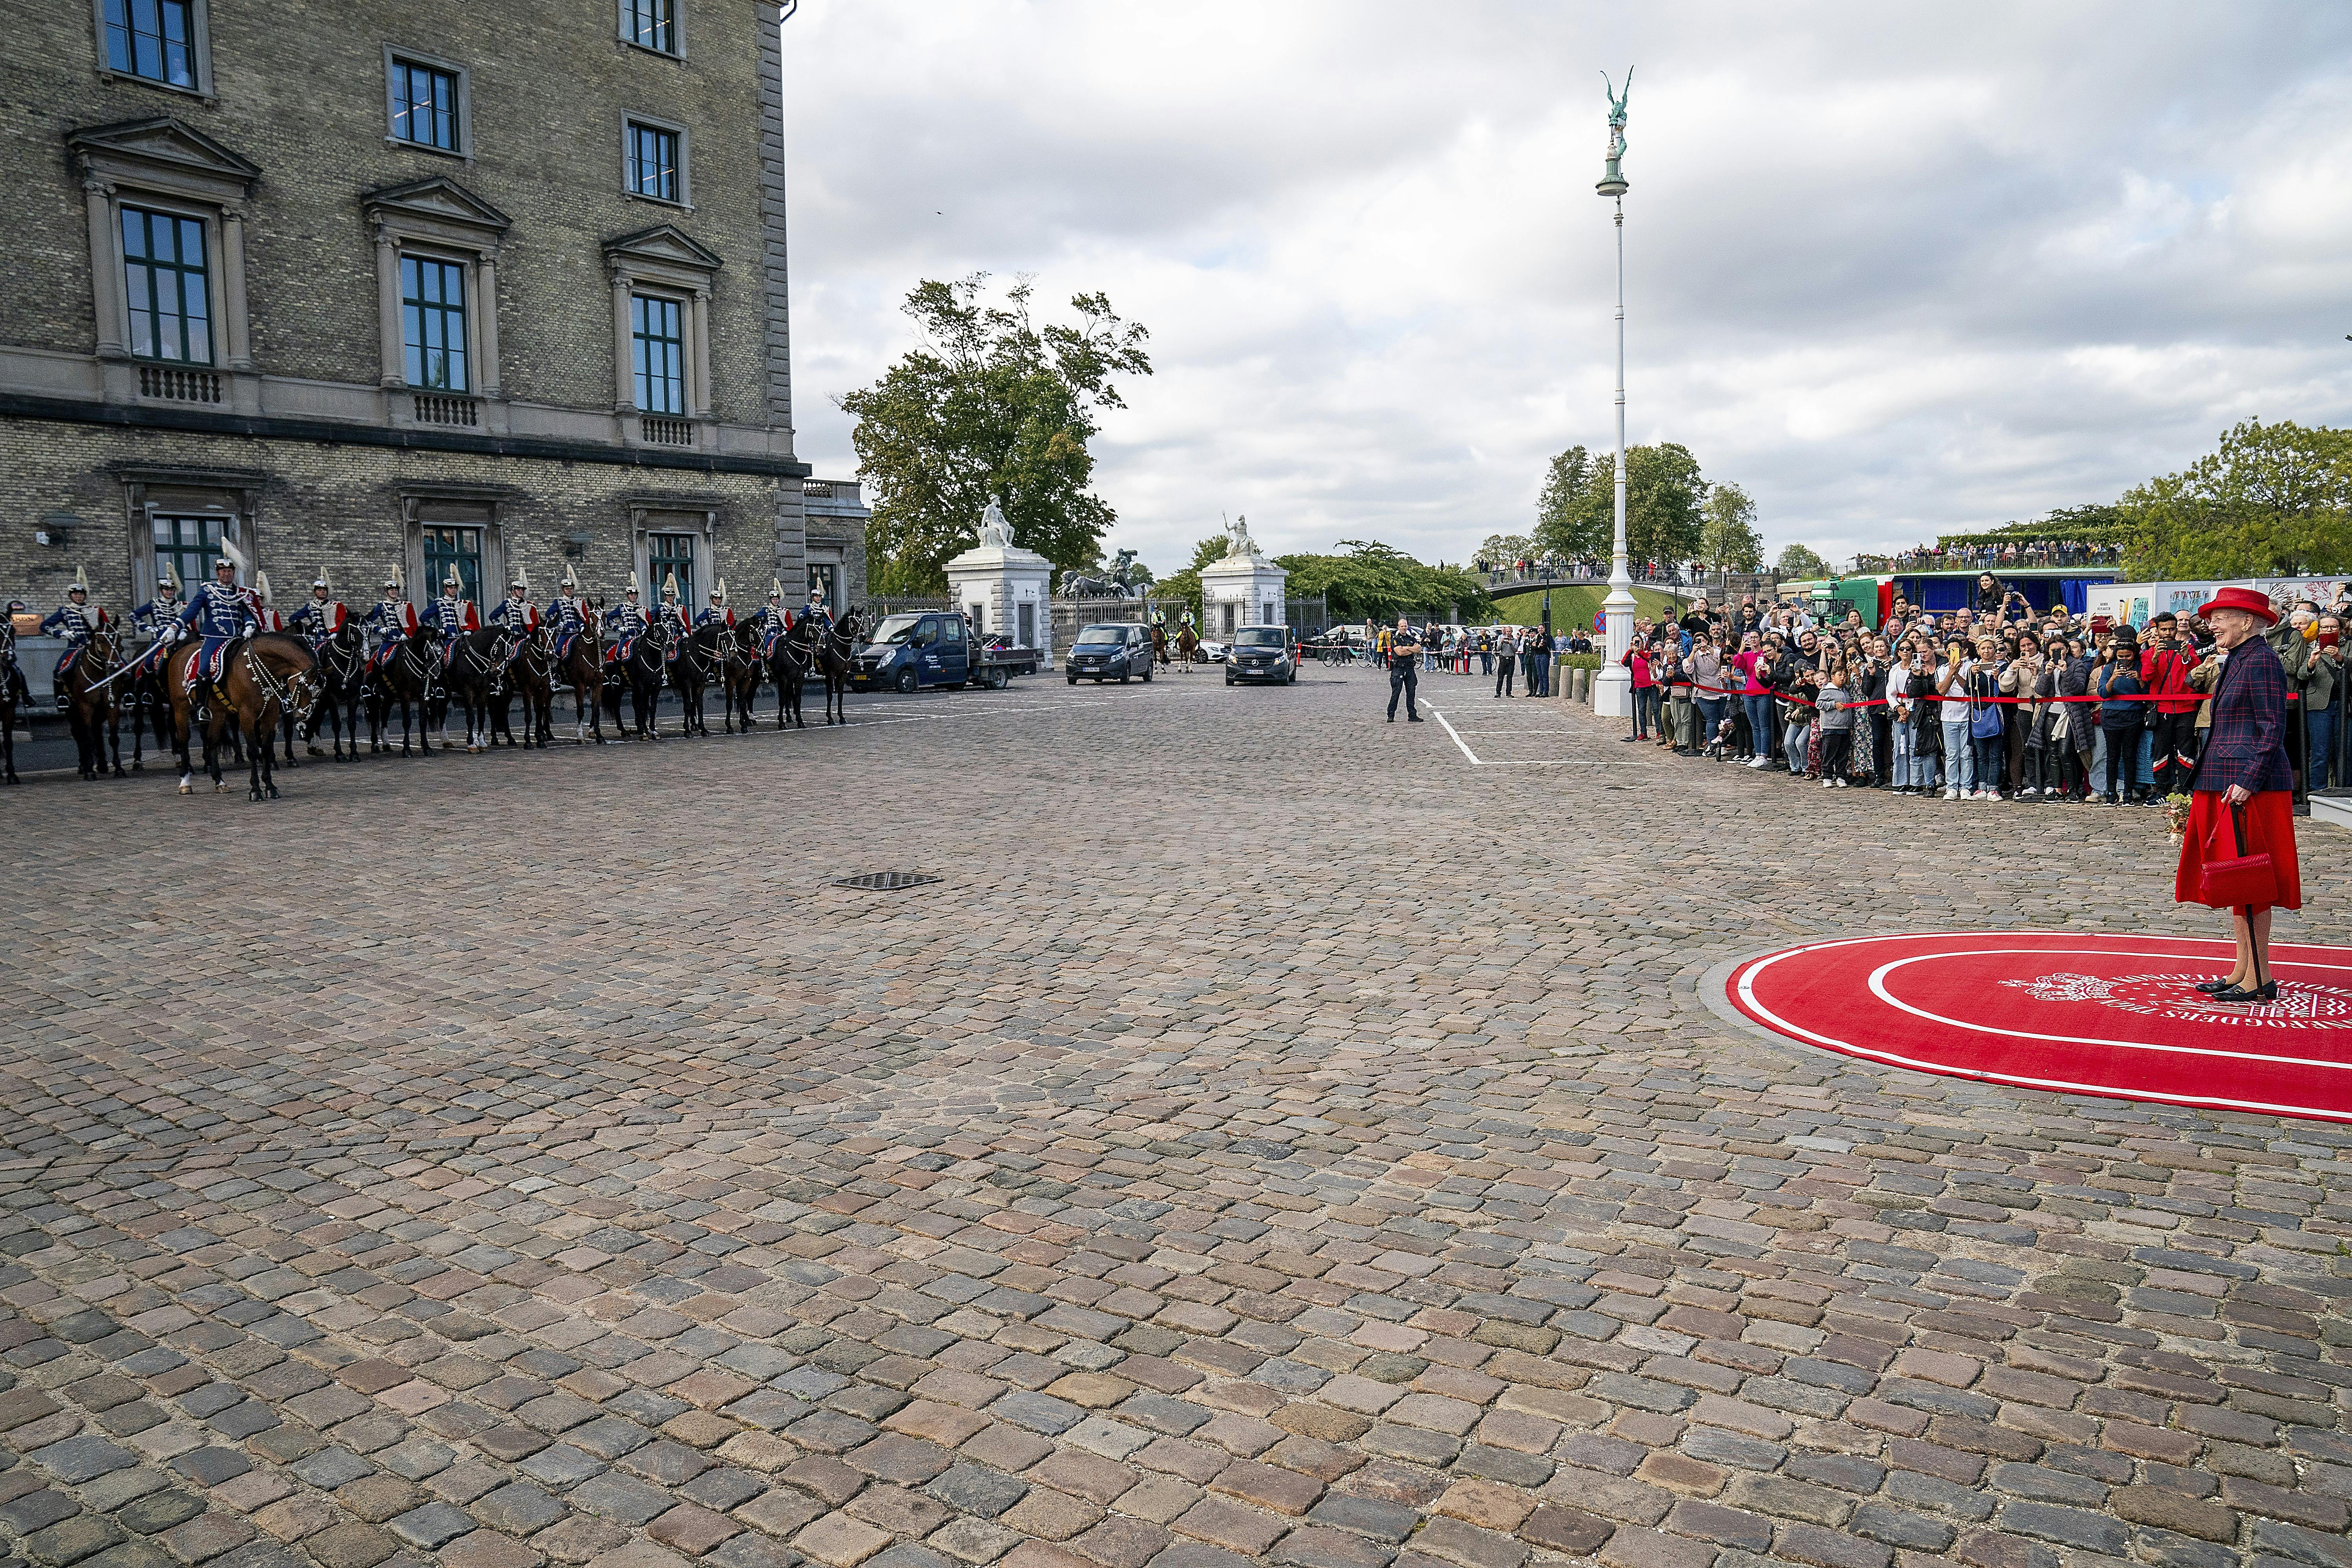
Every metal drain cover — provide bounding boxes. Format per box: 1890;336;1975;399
833;872;944;891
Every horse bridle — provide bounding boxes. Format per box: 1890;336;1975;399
241;641;323;722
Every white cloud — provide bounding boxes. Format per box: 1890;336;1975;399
780;1;2352;573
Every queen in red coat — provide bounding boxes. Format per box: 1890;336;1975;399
2174;586;2299;1002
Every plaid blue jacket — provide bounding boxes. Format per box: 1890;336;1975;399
2189;634;2293;795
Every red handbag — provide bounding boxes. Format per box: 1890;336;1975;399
2198;802;2275;908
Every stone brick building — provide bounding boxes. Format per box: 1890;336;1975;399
2;0;833;623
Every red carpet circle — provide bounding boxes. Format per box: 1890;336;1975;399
1726;932;2352;1124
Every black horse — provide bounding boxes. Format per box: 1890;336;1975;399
763;621;807;729
603;619;667;739
367;627;439;756
442;628;509;753
301;619;369;761
794;610;860;726
668;620;731;738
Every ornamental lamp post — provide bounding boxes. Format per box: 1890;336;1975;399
1588;69;1637;719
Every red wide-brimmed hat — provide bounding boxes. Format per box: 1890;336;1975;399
2193;585;2280;625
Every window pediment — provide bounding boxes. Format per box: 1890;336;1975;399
363;176;512;252
69;116;260;202
604;223;721;290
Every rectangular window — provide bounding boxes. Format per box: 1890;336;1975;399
121;205;211;364
648;533;695;605
152;514;222;593
400;255;469;392
103;0;197;88
422;525;482;606
631;293;685;414
621;0;675;54
390;57;461;151
626;120;679;202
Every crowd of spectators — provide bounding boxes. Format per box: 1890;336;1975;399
1620;586;2348;804
1889;540;2125;572
1474;557;1699;586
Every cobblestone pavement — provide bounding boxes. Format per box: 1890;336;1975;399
2;669;2348;1568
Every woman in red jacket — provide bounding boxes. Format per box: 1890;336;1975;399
2175;588;2299;1003
1620;641;1655;742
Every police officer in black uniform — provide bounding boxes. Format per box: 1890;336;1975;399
1387;614;1423;722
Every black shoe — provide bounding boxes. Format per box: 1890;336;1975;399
2193;977;2239;995
1387;715;1395;722
2210;981;2278;1004
1407;715;1424;722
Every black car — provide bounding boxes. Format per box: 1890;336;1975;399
1225;625;1296;685
1067;623;1156;684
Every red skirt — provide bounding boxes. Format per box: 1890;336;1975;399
2174;789;2301;910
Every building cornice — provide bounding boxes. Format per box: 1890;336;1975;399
0;394;811;481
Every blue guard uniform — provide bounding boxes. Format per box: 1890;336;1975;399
485;584;539;668
178;566;260;686
363;583;419;671
289;581;348;648
604;590;652;662
750;590;789;656
42;591;101;700
420;584;478;667
130;586;186;677
543;581;588;664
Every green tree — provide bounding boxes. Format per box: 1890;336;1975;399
1478;533;1537;567
1534;446;1600;560
840;274;1152;595
1775;543;1831;579
1699;482;1763;573
2117;419;2352;578
1151;535;1230;622
1534;443;1707;565
1275;541;1490;625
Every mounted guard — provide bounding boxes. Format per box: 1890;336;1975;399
129;568;187;678
364;570;419;669
486;568;541;671
177;549;261;710
750;579;791;655
802;581;835;633
546;566;590;662
695;581;735;632
603;575;653;661
289;571;348;647
658;570;691;667
42;566;108;710
421;569;479;665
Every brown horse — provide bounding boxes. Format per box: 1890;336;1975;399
367;627;439;755
61;621;127;780
554;621;606;744
1151;621;1170;668
1174;624;1201;670
165;633;322;799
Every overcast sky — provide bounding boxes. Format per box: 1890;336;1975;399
780;2;2352;573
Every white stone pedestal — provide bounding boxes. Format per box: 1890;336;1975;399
945;537;1054;667
1200;555;1288;640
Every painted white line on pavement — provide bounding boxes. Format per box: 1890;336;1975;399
1425;707;1638;767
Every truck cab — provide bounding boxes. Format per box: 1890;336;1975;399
859;612;969;692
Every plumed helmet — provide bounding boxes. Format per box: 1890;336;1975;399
662;570;680;601
71;564;89;595
255;570;273;604
713;579;728;605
